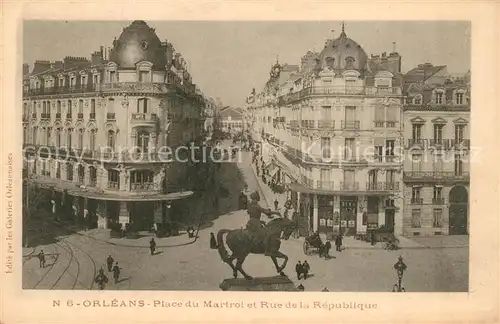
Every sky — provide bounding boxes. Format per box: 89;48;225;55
23;21;470;107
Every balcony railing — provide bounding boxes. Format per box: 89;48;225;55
77;113;84;120
106;113;116;120
25;84;99;96
88;178;97;187
301;176;314;188
318;120;334;129
66;113;72;120
432;198;445;205
374;121;385;128
130;182;156;191
411;198;423;204
316;180;335;191
32;112;37;119
341;120;360;130
89;113;96;120
386;121;397;128
108;181;120;190
40;113;51;120
407;138;424;148
131;113;158;121
289;120;299;128
55;113;61;120
301;120;316;128
22;115;28;122
404;171;470;182
366;182;400;191
339;182;359;191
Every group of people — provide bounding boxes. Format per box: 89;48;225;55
295;260;311;280
308;231;344;260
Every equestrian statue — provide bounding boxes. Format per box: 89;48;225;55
216;191;296;280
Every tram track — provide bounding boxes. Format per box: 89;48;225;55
59;237;98;290
49;240;80;290
30;243;60;289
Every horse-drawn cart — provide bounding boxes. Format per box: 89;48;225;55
303;235;323;255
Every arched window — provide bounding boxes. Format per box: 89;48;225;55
130;170;154;190
67;129;72;148
345;57;355;69
77;164;85;184
137;98;148;113
89;166;97;187
90;99;96;115
108;169;120;189
107;130;115;150
89;130;96;151
32;128;37;145
66;162;73;181
78;129;84;149
78;99;84;114
57;101;61;114
67;100;73;117
136;130;150;152
325;57;335;69
56;128;62;147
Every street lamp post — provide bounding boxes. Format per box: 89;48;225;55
393;256;407;292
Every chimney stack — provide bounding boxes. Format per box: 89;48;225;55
23;63;30;76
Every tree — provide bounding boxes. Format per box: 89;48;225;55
22;181;52;247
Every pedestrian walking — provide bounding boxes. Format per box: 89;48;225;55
323;240;332;259
149;238;156;255
38;250;46;268
274;198;279;211
106;255;114;272
295;261;303;280
112;262;121;284
302;260;310;280
210;232;217;249
322;287;329;292
152;223;158;238
335;235;343;252
370;230;377;246
297;284;305;291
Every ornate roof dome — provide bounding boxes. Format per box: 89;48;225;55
319;24;367;72
109;20;166;70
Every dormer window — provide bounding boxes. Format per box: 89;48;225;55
70;77;76;87
59;77;65;87
81;75;87;86
325;57;335;69
413;95;422;105
109;71;116;83
345;57;355;69
455;92;464;105
434;89;444;104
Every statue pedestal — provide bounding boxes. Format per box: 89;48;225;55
220;276;298;291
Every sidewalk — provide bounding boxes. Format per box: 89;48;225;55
249;157;287;213
249;156;467;250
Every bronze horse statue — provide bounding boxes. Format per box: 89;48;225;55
216;217;296;280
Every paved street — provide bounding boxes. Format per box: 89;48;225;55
23;148;468;292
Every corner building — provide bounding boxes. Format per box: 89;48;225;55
246;26;405;236
22;21;205;231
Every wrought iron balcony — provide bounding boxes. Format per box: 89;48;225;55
66;113;72;120
89;113;96;120
55;113;61;120
341;120;360;130
88;178;97;187
374;121;385;128
106;113;116;120
318;120;334;129
403;171;470;183
131;113;158;123
130;182;156;191
77;113;84;120
316;180;335;191
108;181;120;190
432;198;445;205
411;198;423;204
41;113;51;120
407;138;424;148
366;182;400;191
32;112;37;119
339;182;359;191
386;121;397;128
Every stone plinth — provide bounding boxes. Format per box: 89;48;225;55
219;276;298;291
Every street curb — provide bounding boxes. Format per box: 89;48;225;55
54;221;199;249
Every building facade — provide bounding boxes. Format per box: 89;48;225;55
219;106;244;134
22;21;205;232
402;65;470;236
246;26;405;236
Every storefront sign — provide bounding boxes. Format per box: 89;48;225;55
319;218;326;226
327;219;334;227
367;223;378;230
341;220;347;227
348;220;355;228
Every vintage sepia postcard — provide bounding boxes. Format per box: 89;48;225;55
1;1;499;323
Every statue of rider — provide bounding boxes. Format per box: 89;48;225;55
246;191;281;255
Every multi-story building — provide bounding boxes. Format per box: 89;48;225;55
22;20;205;232
402;64;470;236
246;25;405;236
219;106;244;134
